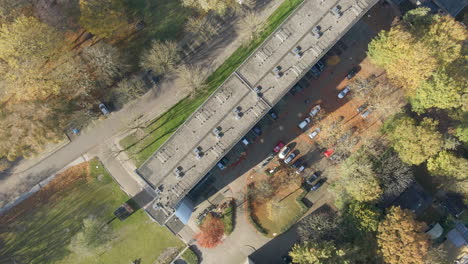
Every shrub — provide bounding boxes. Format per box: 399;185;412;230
195;213;224;248
182;248;199;264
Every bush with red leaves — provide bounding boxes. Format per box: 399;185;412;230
195;213;225;248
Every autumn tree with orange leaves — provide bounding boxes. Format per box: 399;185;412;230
377;206;430;264
195;213;224;248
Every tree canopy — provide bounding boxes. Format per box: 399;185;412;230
385;115;443;165
368;8;467;111
289;241;350;264
195;213;224;248
139;40;179;76
338;150;383;202
345;202;381;233
427;151;468;180
377;206;429;264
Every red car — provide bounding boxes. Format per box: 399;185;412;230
273;141;285;153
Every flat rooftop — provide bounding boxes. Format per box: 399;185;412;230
139;0;378;224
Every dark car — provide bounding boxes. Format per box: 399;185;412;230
291;159;302;169
216;157;229;170
346;66;360;79
289;83;303;95
306;172;319;185
252;126;262;136
310;179;325;191
269;111;279;120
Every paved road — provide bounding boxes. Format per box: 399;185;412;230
0;0;285;208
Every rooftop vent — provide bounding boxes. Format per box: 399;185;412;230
254;86;263;97
193;146;203;159
291;46;302;58
174;166;184;178
311;26;322;39
331;6;342;18
212;126;223;139
233;106;243;120
272;66;283;78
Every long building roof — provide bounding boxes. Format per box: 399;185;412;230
139;0;378;224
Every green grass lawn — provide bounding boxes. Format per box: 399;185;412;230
252;188;307;237
121;0;305;167
123;0;193;63
0;159;183;264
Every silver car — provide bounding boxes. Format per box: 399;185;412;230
284;153;296;164
337;86;350;99
308;128;321;139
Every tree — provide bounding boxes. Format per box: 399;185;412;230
139;40;179;76
345;202;381;233
68;216;114;256
182;0;232;15
339;151;383;202
427;151;468;180
289;241;348;264
297;210;340;243
349;77;379;100
410;69;464;112
185;16;218;40
79;0;129;38
195;213;224;248
0;15;64;101
177;64;207;95
377;153;414;206
82;42;127;85
368;27;437;93
385;115;443;165
377;206;429;264
455;125;468;143
238;11;263;41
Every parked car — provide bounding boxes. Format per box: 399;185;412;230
309;105;321;117
216;157;229;170
99;103;110;115
278;146;291;159
361;108;373;119
241;137;250;146
337;86;350;99
269;111;279;120
284;153;296;164
274;141;285;153
296;164;306;174
306;172;320;185
298;117;311;130
261;153;275;167
252;126;262;136
308;127;321;139
291;159;302;169
310;179;325;191
357;103;368;113
346;66;360;79
289;83;303;95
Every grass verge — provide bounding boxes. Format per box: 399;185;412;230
120;0;305;167
0;159;183;264
221;201;235;235
249;188;307;237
